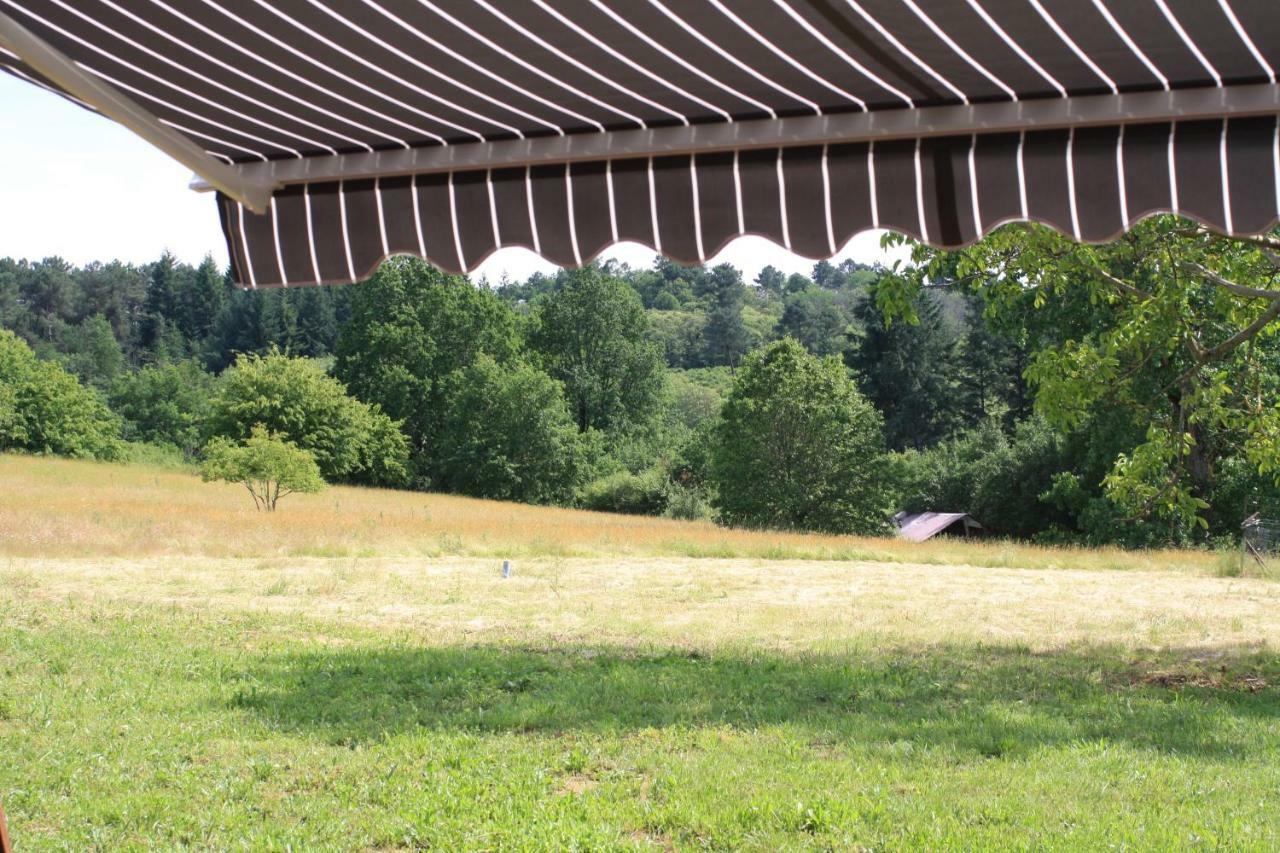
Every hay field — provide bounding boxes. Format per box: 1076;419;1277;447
1;454;1277;850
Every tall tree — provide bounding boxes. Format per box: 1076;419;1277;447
699;264;749;367
528;265;663;434
712;338;891;534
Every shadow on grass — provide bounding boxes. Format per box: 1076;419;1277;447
229;642;1280;758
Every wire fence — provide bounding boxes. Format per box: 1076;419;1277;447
1242;515;1280;575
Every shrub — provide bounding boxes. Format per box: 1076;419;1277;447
109;360;213;456
578;468;671;516
0;330;123;460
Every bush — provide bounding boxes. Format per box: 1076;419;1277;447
109;360;213;456
201;426;325;511
206;351;409;487
578;468;671;516
0;330;123;460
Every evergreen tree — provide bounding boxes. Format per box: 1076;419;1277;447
699;264;749;367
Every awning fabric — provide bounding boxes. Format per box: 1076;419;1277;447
2;1;1278;288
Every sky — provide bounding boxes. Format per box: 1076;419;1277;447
0;72;897;282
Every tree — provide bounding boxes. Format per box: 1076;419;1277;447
0;330;123;460
109;360;213;455
848;288;960;451
528;265;664;434
776;288;849;357
882;218;1280;533
333;257;519;472
202;426;324;511
711;338;892;534
435;355;589;503
59;314;125;390
206;351;409;487
699;264;749;367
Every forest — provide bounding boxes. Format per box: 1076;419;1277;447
2;216;1278;548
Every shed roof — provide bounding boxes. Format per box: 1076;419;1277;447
897;511;981;543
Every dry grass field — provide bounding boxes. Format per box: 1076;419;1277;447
1;454;1277;850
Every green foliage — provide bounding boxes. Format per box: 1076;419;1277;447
333;257;518;475
776;288;849;357
0;330;123;460
712;338;892;534
201;425;324;511
578;467;672;516
207;351;409;487
109;360;213;455
59;314;125;390
435;355;589;504
528;266;664;434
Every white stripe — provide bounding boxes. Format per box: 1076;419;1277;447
146;0;407;149
525;167;542;256
913;139;930;244
649;158;662;253
691;156;706;262
156;118;265;162
566;165;582;266
448;172;467;272
584;0;765;119
1218;0;1275;84
194;0;445;145
647;0;821;114
374;177;390;258
709;0;868;110
359;0;600;133
338;181;356;283
967;135;982;238
901;0;1018;100
236;203;256;289
605;161;620;244
51;0;349;154
270;197;288;285
1066;127;1081;241
733;150;745;234
1091;0;1168;90
411;175;427;260
1168;124;1180;213
303;184;321;285
250;0;493;141
1153;0;1222;86
419;0;644;129
765;0;913;106
965;0;1065;96
844;0;969;104
1028;0;1118;95
821;144;836;254
487;170;502;247
1116;125;1130;226
868;142;880;229
1274;118;1280;221
483;0;694;126
1220;122;1234;234
303;0;556;137
777;150;792;251
1016;131;1029;220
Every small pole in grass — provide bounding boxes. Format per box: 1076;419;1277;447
502;560;511;578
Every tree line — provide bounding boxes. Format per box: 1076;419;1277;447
2;216;1278;546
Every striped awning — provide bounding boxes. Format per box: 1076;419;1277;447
2;1;1278;288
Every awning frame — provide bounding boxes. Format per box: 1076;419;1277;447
189;82;1280;202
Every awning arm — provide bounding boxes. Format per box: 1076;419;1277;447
192;82;1280;196
0;8;274;212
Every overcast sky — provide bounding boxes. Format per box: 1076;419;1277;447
0;72;898;282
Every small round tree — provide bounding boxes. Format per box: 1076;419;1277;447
201;426;325;511
711;338;893;535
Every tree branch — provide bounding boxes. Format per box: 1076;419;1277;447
1182;261;1280;301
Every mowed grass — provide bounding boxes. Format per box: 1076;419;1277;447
2;454;1279;849
0;453;1222;574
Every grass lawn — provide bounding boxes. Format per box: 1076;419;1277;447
2;455;1278;849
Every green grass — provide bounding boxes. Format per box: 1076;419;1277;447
3;596;1278;850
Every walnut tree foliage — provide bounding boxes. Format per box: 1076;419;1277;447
879;219;1280;531
201;425;324;511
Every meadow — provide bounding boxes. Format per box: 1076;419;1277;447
2;454;1278;849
